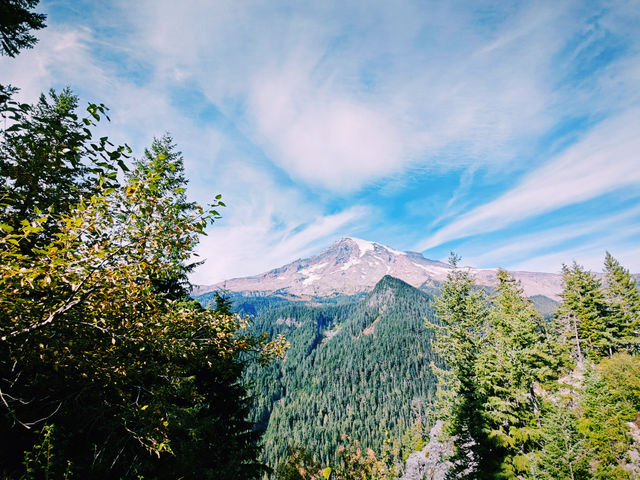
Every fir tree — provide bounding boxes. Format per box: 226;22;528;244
477;270;563;478
579;353;640;479
214;291;234;316
558;262;611;362
0;0;46;57
432;254;493;479
531;401;589;480
603;252;640;353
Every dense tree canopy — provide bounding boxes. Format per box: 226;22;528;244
0;0;46;57
0;87;285;478
432;254;640;479
244;276;438;471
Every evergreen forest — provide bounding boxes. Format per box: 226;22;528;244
242;276;439;469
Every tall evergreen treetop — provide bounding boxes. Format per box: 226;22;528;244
477;269;564;478
603;252;640;353
432;254;493;479
558;262;611;361
0;86;130;247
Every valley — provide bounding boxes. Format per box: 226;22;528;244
194;238;569;474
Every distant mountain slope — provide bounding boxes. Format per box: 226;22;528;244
243;275;439;469
530;294;560;317
198;237;565;299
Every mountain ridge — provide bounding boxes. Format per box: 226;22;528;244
197;237;565;299
242;274;439;467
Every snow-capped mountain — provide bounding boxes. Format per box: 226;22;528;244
196;237;565;299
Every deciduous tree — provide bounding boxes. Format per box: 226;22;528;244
0;94;286;478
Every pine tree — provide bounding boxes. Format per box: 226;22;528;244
579;353;640;479
0;87;127;237
432;254;493;479
0;0;46;57
558;262;611;362
477;270;564;478
215;291;234;316
603;252;640;353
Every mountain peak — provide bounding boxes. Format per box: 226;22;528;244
372;274;413;292
333;237;407;258
343;237;374;257
198;238;565;300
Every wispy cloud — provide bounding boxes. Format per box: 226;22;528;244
3;0;638;282
0;25;104;99
247;63;405;191
510;241;640;275
193;203;370;284
463;204;640;269
416;106;640;252
430;166;478;228
112;0;595;192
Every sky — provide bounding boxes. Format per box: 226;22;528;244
2;0;639;284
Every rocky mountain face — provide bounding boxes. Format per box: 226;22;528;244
399;421;453;480
197;237;565;299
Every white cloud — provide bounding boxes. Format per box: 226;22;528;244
192;202;370;284
510;241;640;275
5;0;639;282
416;106;640;251
429;166;478;227
111;0;602;192
248;64;405;191
1;4;375;285
0;25;106;100
463;204;640;268
187;154;374;284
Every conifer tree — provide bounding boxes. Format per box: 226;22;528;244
579;353;640;479
477;270;564;478
0;87;128;237
603;252;640;353
432;254;493;479
215;291;234;316
558;262;611;361
531;401;589;480
0;0;46;57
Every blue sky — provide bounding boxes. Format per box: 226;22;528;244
2;0;639;283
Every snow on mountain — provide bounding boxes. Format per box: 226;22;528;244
197;237;565;299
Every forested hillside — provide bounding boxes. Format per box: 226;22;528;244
242;276;440;470
425;254;640;479
247;256;640;480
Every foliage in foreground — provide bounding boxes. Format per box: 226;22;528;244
0;87;286;478
276;436;395;480
432;253;640;479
